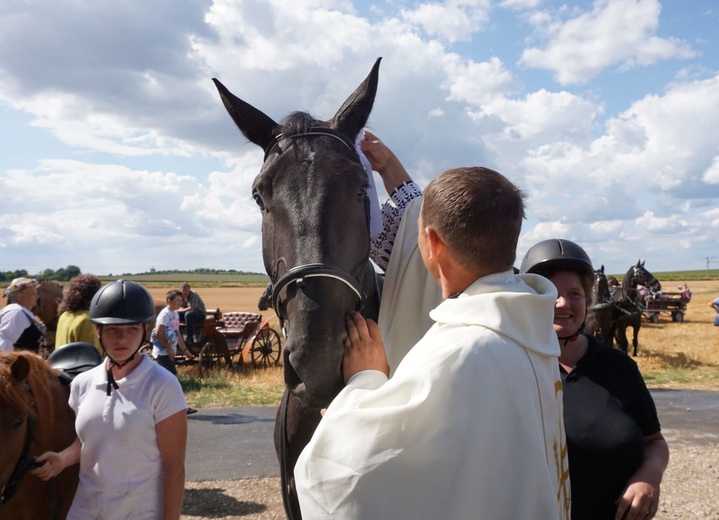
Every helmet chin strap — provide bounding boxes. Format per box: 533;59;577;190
557;324;585;347
98;327;147;396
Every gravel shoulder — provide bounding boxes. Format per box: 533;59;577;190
181;426;719;519
181;443;719;519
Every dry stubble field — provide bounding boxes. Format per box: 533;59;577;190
149;281;719;520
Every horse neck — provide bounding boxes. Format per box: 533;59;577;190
27;369;74;452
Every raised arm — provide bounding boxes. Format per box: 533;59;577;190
360;131;423;271
360;130;412;194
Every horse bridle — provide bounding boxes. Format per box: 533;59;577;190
0;415;38;507
262;127;374;520
1;382;62;520
271;263;366;333
263;126;361;163
262;126;371;332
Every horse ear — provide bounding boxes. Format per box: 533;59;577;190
11;355;31;382
331;57;382;139
212;78;278;152
641;260;645;267
600;265;605;273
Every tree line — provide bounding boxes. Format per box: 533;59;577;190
1;266;263;282
0;265;82;282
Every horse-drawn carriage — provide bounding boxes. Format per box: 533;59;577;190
640;292;690;323
176;308;282;374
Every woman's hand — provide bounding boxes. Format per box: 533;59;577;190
359;131;412;194
614;433;669;520
30;438;81;481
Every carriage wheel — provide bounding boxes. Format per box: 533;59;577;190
672;311;684;323
250;327;282;368
199;336;221;376
650;313;659;324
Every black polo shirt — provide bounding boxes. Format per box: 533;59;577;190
561;335;661;519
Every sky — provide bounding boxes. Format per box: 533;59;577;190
1;0;718;277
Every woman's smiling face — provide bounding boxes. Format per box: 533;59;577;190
550;270;587;338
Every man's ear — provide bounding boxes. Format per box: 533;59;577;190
426;226;444;260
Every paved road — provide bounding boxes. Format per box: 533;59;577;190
186;389;718;482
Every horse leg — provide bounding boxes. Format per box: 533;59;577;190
274;391;322;520
614;323;629;354
602;325;613;347
632;319;641;357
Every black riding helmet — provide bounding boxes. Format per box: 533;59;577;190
90;279;156;325
519;238;594;280
520;239;594;344
89;279;156;395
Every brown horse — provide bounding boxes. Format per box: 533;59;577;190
0;351;78;519
34;281;64;351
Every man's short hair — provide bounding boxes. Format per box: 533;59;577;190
422;167;525;273
181;282;191;290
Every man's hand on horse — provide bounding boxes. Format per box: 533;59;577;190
342;311;389;383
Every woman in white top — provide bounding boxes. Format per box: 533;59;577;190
32;280;189;520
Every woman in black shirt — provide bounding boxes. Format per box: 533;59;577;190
521;239;669;520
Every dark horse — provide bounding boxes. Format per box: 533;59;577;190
586;265;614;346
214;59;383;519
611;260;660;356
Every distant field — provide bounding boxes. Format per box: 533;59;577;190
627;269;719;282
98;273;269;287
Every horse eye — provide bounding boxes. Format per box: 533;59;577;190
12;415;25;430
357;186;368;201
253;192;265;210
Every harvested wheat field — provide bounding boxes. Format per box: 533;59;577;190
153;281;719;519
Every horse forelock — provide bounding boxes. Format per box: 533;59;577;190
280;112;321;136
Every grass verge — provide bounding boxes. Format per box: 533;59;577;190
178;365;285;407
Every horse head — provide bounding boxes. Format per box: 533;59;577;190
33;281;63;350
0;351;78;517
0;353;33;497
625;260;661;293
214;59;382;409
593;265;611;302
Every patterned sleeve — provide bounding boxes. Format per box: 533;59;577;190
370;181;423;271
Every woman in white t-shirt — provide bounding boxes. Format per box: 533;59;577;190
31;280;189;520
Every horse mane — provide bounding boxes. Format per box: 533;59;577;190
280;112;322;136
0;351;59;420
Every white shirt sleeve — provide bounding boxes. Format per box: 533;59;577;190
0;306;30;351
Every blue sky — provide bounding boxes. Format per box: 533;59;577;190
1;0;718;277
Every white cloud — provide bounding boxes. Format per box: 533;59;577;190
519;0;696;85
400;0;492;42
702;157;719;184
0;0;717;275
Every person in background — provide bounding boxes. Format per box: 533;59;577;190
709;296;719;326
152;289;193;373
151;289;196;415
521;239;669;520
677;282;691;301
295;167;570;519
0;277;45;352
31;279;188;519
360;130;442;371
55;274;102;353
179;282;206;342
